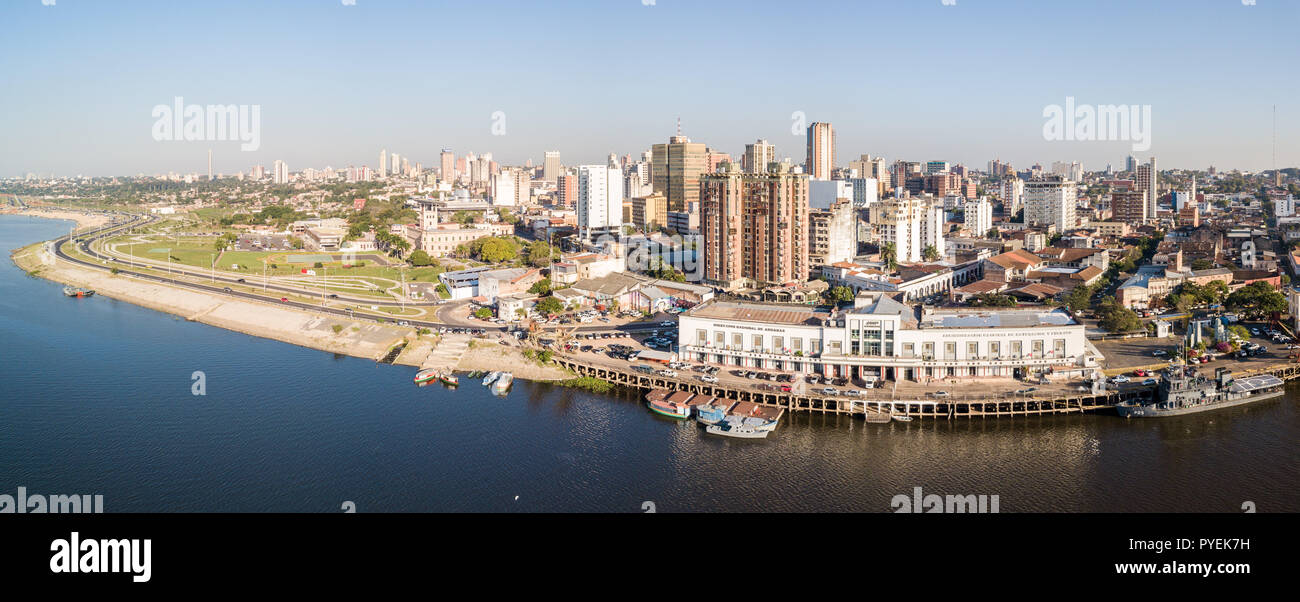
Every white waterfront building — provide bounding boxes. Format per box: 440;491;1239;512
678;294;1096;382
577;164;624;241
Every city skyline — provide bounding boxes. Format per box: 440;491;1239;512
3;0;1298;177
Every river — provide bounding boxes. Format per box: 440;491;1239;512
2;214;1297;512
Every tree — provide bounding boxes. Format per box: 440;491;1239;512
408;249;434;267
1097;303;1143;333
473;307;493;320
986;227;1000;240
824;285;855;305
528;278;553;295
452;211;476;226
1225;280;1287;318
1191;259;1215;271
526;241;554;268
970;293;1017;307
922;245;940;262
536;296;564;315
288;236;304;250
881;242;897;271
1063;285;1092;312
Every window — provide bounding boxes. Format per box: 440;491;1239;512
990;341;1001;358
1011;340;1022;358
1054;339;1066;357
922;342;935;359
1032;340;1044;358
773;336;785;352
902;343;914;357
752;334;763;350
967;342;978;358
944;342;956;359
714;332;725;347
696;329;707;345
733;333;743;349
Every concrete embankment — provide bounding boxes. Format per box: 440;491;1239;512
12;241;411;363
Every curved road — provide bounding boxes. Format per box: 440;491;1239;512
51;213;670;336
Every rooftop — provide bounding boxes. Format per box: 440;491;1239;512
685;301;830;326
921;307;1077;329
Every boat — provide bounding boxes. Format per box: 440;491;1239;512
892;415;914;422
62;286;95;298
439;372;460;386
491;372;513;394
725;415;778;432
705;423;769;439
693;403;727;425
414;369;438;385
482;371;501;386
646;398;690;419
864;412;892;424
1116;366;1285;418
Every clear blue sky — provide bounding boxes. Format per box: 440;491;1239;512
2;0;1296;177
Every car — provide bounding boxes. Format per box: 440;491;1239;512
222;287;232;292
699;375;718;384
843;390;862;397
236;278;246;283
1152;350;1167;357
820;387;838;396
744;371;758;379
328;293;339;299
1141;378;1157;386
930;391;950;397
1016;387;1038;394
280;297;288;302
779;385;792;393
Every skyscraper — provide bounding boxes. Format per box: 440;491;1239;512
806;122;835;180
742;139;776;174
273;160;288;185
440;149;455;184
577;165;624;241
1024;175;1077;232
379;149;388;177
651;132;713;211
543;151;561;183
700;163;810;289
1135;157;1158;219
207;149;213;181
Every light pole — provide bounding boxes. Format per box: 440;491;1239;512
210;253;215;283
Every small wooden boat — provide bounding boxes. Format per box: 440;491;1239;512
892;415;914;422
414;369;438;385
439;372;459;386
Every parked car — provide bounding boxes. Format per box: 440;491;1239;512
1111;375;1130;383
1142;378;1157;386
929;391;951;397
699;375;718;384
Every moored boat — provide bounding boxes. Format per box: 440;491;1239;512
892;415;913;422
439;372;460;386
705;423;769;439
414;368;438;385
694;404;727;425
492;372;513;394
482;371;501;386
1117;366;1284;418
646;398;690;419
63;286;95;298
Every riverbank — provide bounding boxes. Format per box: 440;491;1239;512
1;208;112;231
12;240;410;363
457;340;573;381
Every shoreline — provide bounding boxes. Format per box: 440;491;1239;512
7;225;570;380
1;208;113;231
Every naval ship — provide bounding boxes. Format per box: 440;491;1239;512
1116;365;1285;418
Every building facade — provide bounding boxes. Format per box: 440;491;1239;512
700;164;810;289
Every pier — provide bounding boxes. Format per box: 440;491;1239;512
554;356;1158;420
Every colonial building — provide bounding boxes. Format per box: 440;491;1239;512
679;294;1096;382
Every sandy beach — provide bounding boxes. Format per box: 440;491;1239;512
2;208;113;231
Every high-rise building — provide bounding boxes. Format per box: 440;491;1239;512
1000;177;1024;217
273;160;288;184
805;122;835;180
1111;190;1148;225
870;196;928;264
555;173;577;208
1135;157;1158;218
743;139;776;174
808;198;857;267
543;151;561;183
651;133;713;211
207;149;213;181
440;149;455;183
964;197;993;238
924;160;950;175
1023;176;1078;231
700;163;810;289
379;148;388;177
391;153;401;177
631;192;668;232
577;165;624;241
1124;155;1138;172
1051;161;1083;182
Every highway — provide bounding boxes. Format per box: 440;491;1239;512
50;212;671;336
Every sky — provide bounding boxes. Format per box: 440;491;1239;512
2;0;1297;178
